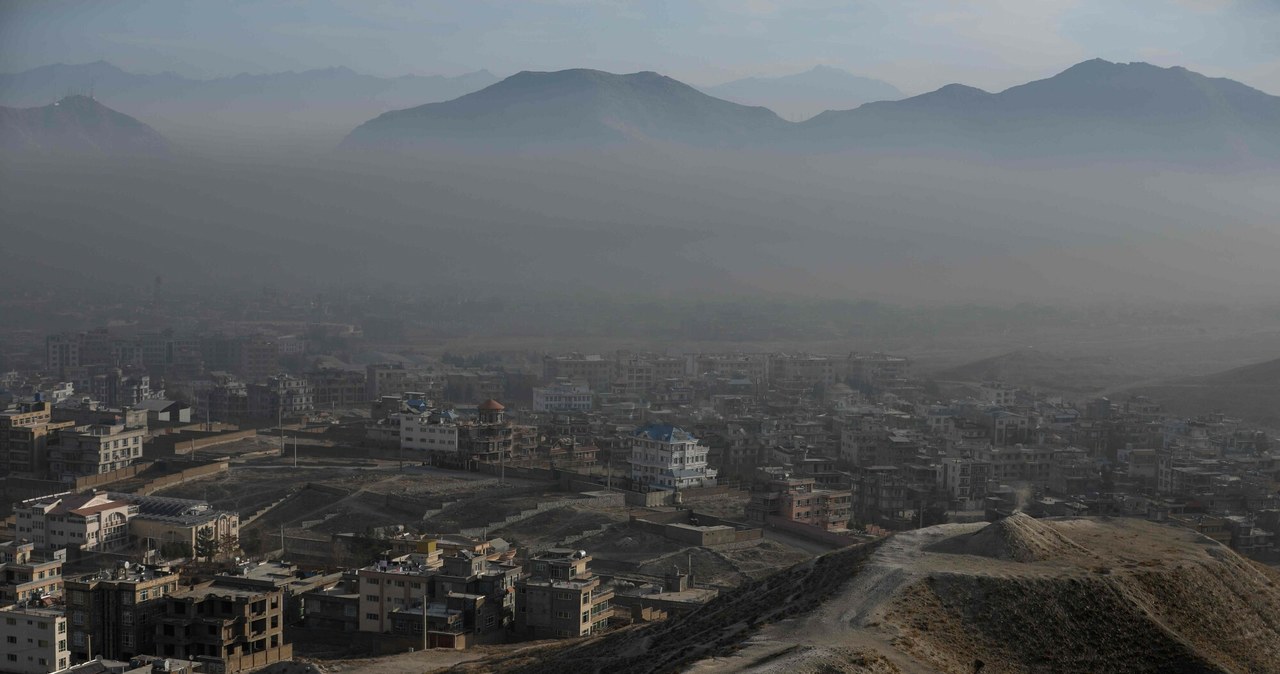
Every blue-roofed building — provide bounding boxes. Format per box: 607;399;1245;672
630;424;717;492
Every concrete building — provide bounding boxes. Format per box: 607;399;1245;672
399;412;460;456
357;547;443;633
541;355;614;392
47;422;146;479
155;579;290;674
109;493;240;560
365;364;409;401
307;369;367;409
15;492;138;553
514;550;612;639
388;551;522;649
0;541;64;606
630;424;718;492
247;374;313;419
0;400;75;476
64;564;180;662
0;604;70;674
746;475;851;532
531;381;593;413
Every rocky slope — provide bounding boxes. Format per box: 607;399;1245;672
0;94;169;156
471;514;1280;674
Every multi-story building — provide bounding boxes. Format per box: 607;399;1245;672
64;564;180;662
47;422;146;478
0;605;70;674
357;547;444;633
232;337;278;384
541;355;614;392
365;364;408;401
630;424;718;492
247;374;313;419
514;550;612;639
109;493;240;560
14;492;138;553
0;400;75;476
531;381;593;413
399;411;460;456
0;541;64;605
746;475;851;531
307;369;367;409
155;579;291;674
388;550;522;648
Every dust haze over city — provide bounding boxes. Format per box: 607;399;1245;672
2;2;1280;674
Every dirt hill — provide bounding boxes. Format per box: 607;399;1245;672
467;515;1280;674
1127;356;1280;429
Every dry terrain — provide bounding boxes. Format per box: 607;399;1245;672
463;514;1280;674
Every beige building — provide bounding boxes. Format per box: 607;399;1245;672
515;550;612;639
357;546;442;633
0;605;70;674
64;564;180;662
0;541;64;605
14;492;138;553
1;400;76;477
47;422;146;479
111;493;240;559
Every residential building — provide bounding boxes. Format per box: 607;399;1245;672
630;424;718;492
357;547;443;633
307;369;367;409
0;605;70;674
365;364;408;401
247;374;313;419
14;492;138;553
47;422;146;479
399;411;460;456
514;550;612;638
388;551;522;649
541;355;614;392
746;475;852;531
531;381;593;413
0;541;64;605
64;564;180;662
0;400;75;476
155;579;291;674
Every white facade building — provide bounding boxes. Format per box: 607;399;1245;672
399;413;459;455
14;492;138;553
629;424;718;491
531;382;593;413
0;605;70;674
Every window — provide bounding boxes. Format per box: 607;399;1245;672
365;613;378;620
366;595;378;602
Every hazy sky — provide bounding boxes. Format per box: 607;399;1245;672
2;0;1278;94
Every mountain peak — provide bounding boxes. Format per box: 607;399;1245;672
1;95;170;156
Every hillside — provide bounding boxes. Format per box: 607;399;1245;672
466;515;1280;674
800;59;1280;164
342;69;788;149
0;95;169;156
704;66;904;120
1128;356;1280;428
930;348;1134;394
0;61;499;153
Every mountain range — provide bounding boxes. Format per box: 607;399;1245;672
343;59;1280;166
703;65;905;120
0;60;500;153
0;95;169;156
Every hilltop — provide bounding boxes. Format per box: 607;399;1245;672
465;515;1280;674
0;95;169;156
341;69;787;150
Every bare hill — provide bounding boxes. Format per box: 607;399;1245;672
468;516;1280;674
932;348;1129;394
1128;356;1280;429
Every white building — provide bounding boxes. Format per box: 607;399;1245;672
0;605;71;673
399;412;459;455
629;424;718;491
14;492;138;553
531;381;593;413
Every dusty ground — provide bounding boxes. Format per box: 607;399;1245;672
477;514;1280;674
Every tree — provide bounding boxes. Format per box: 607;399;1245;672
195;527;218;562
159;541;192;561
217;533;239;560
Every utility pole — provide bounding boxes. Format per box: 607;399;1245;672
278;402;284;459
293;435;298;468
422;574;429;651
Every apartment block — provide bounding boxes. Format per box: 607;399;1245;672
0;541;64;606
515;550;612;639
156;579;290;674
64;563;179;662
47;422;146;479
0;605;70;674
15;492;138;553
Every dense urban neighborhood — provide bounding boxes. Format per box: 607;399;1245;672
1;293;1277;673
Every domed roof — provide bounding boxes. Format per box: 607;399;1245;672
478;399;505;411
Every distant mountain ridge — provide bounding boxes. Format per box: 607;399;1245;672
342;59;1280;166
0;60;500;153
704;65;904;120
342;68;788;149
0;95;169;156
